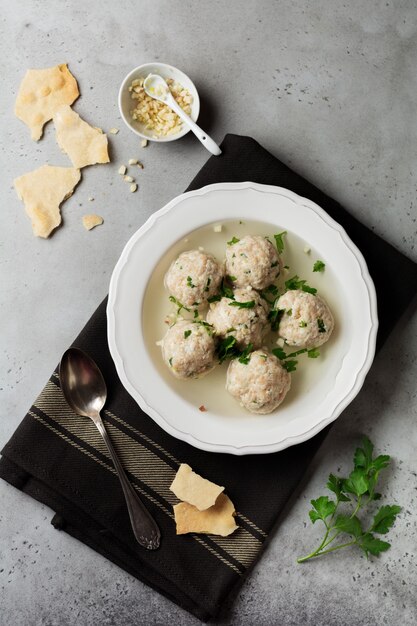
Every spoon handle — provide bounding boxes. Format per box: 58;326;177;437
94;414;161;550
167;96;222;156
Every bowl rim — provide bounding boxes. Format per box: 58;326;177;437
118;62;201;142
107;182;378;455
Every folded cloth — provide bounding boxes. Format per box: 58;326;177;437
1;135;416;621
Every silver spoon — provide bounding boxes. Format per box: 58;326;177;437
143;73;222;156
59;347;160;550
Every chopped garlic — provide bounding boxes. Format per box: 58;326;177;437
130;183;138;193
109;128;119;134
276;337;285;347
198;246;204;251
128;158;138;165
118;165;127;175
156;340;163;347
124;175;134;183
141;139;148;148
88;197;94;202
213;224;222;233
304;246;311;254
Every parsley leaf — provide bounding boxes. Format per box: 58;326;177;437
238;343;253;364
317;318;326;333
309;496;336;523
285;275;317;295
282;359;298;372
169;296;190;314
371;505;401;534
227;236;240;245
186;275;195;288
298;436;401;563
272;347;287;360
229;300;255;309
307;347;320;358
299;320;307;328
268;309;283;331
274;231;287;254
313;260;325;272
217;336;238;363
358;534;391;557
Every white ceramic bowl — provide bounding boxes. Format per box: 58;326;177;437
107;182;378;455
118;62;200;142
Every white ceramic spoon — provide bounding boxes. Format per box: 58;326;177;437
143;73;222;156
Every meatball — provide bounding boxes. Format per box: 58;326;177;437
162;320;216;379
225;235;280;290
206;287;269;349
275;289;334;348
226;349;291;414
165;250;223;309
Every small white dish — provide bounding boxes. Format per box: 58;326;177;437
118;62;200;142
107;182;378;455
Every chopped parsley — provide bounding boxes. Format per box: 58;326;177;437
271;260;279;268
229;300;256;309
299;320;307;328
268;309;283;331
168;357;173;366
184;330;192;339
282;359;298;372
285;275;317;295
227;236;240;245
287;308;292;316
274;231;287;254
313;260;326;273
273;346;321;363
272;347;287;360
217;336;239;363
186;275;195;288
207;294;221;303
227;275;237;282
238;343;253;365
193;309;199;319
317;318;326;333
204;277;211;292
169;295;190;314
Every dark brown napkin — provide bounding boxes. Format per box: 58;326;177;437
1;135;416;621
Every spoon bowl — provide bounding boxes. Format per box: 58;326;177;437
60;348;106;418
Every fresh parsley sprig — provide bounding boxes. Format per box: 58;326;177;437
297;436;401;563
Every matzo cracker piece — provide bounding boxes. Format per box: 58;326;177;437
170;463;224;511
173;493;238;537
15;64;79;141
53;105;109;168
14;165;81;238
82;214;103;230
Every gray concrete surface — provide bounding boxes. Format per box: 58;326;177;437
1;1;417;624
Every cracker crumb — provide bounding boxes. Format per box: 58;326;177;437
88;197;94;202
141;139;148;148
136;161;144;169
82;214;103;230
109;128;119;134
130;183;137;193
124;175;134;182
128;158;138;165
118;165;126;175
